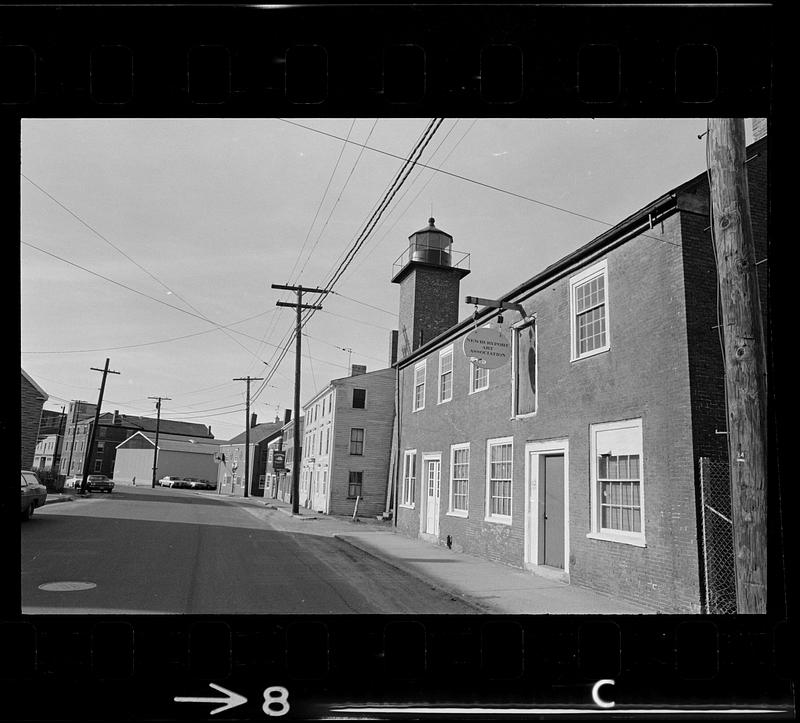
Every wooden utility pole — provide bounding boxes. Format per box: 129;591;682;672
272;283;326;514
148;396;171;488
233;376;264;498
51;405;66;484
80;359;120;495
65;401;80;479
707;118;768;613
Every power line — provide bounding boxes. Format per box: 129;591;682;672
22;174;281;364
252;120;443;404
278;118;681;249
22;308;278;354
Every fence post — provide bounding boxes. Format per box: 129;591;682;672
699;457;711;614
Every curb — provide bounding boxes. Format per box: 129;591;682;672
333;533;494;614
45;495;75;505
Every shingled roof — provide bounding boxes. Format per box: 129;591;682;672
84;411;213;438
227;421;284;446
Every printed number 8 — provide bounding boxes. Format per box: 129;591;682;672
262;686;290;717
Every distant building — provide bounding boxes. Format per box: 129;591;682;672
299;364;395;517
33;433;60;474
21;370;48;469
216;416;284;497
273;414;304;504
62;409;213;479
59;400;98;478
114;431;223;486
390;134;768;613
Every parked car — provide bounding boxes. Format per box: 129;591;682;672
158;476;179;487
65;476;83;489
21;470;47;520
86;474;114;493
171;478;193;489
188;479;215;490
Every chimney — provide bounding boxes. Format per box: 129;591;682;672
250;412;258;428
113;410;121;425
284;408;292;424
751;117;767;142
389;330;398;366
351;364;367;376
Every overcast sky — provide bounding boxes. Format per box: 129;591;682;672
21;117;741;439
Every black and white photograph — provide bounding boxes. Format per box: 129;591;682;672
20;116;771;616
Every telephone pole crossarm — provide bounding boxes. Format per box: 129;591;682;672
276;301;323;311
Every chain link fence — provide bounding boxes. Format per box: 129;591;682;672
699;457;736;614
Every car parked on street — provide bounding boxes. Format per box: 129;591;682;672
21;470;47;520
188;478;215;490
65;476;82;489
86;474;114;493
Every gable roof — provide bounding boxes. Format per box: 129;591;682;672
227;421;284;445
79;411;213;438
21;369;48;400
117;430;226;453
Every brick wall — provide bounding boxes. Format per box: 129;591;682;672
396;212;704;612
397;265;464;358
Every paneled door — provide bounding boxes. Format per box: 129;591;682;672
425;459;441;536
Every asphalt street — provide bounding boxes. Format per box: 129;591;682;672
20;486;477;614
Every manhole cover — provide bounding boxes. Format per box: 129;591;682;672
38;581;97;591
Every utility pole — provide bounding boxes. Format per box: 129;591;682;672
80;359;120;495
707;118;768;613
51;405;65;484
148;396;171;488
272;283;326;514
65;401;80;479
233;376;264;498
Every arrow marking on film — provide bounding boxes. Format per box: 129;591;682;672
174;683;247;715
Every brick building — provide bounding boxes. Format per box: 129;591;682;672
62;409;213;480
299;365;395;517
216;417;283;497
272;414;304;504
390;133;768;613
21;370;48;469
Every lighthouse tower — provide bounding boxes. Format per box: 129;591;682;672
391;218;471;360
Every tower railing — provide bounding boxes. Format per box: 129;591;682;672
391;241;470;278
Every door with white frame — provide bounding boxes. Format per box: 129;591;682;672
423;455;441;536
525;440;569;576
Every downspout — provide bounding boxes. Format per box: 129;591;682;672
392;365;402;528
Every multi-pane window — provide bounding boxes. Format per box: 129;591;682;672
571;260;609;359
353;388;366;409
590;418;644;545
470;361;489;393
401;450;417;506
350;428;365;455
413;361;426;411
513;320;536;416
325;427;330;454
599;453;641;532
97;441;105;453
450;444;470;514
487;439;513;520
348;471;363;499
438;347;453;403
94;459;103;472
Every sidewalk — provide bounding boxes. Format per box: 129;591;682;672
45;492;75;505
217;493;652;615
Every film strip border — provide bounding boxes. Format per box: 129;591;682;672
0;5;772;112
1;616;792;718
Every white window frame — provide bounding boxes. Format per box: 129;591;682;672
587;417;646;547
401;449;417;508
569;258;610;361
511;316;537;418
448;443;470;518
413;361;426;412
485;436;514;525
438;345;454;404
469;359;489;394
